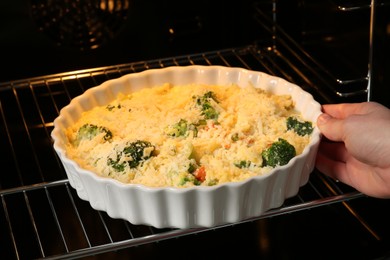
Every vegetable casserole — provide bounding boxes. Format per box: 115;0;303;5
64;82;314;188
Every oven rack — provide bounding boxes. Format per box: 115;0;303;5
0;43;369;259
334;0;390;11
1;3;374;258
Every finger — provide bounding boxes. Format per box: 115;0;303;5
316;148;390;198
318;141;349;163
322;102;377;119
316;113;346;142
316;153;384;197
316;151;363;189
315;150;347;181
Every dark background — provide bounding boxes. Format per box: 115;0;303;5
0;0;258;82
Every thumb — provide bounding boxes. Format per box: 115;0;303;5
317;113;346;142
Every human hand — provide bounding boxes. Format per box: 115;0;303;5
315;101;390;198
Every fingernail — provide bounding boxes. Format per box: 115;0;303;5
317;113;332;125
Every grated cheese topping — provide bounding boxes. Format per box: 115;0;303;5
65;83;314;188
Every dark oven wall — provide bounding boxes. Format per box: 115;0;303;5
277;0;390;107
0;0;259;83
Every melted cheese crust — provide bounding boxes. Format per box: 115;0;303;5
65;83;313;188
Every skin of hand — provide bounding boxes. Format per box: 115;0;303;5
315;101;390;198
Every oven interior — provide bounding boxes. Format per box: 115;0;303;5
1;0;390;259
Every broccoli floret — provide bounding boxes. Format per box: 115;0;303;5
123;140;156;168
206;179;218;186
178;173;218;187
179;175;202;186
76;123;112;143
165;119;188;137
234;160;252;169
261;138;296;167
287;117;313;136
187;162;197;173
203;91;217;100
107;158;126;172
107;140;156;171
201;103;219;120
231;133;240;142
165;119;198;137
195;91;219;121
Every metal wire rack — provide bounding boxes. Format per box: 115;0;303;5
0;4;370;259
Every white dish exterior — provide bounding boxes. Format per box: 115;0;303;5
51;65;322;229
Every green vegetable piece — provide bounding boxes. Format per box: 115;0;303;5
107;158;126;172
201;103;219;120
166;119;188;137
287;117;313;136
123;140;155;168
203;91;217;100
187;163;196;173
196;119;207;126
206;179;218;186
231;133;240;142
179;175;201;186
76;123;112;143
107;140;156;172
165;119;199;137
261;138;296;167
234;160;251;169
195;91;219;121
179;176;191;186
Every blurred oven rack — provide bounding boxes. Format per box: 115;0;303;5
0;4;370;260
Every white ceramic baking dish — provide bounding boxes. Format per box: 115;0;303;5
51;65;322;229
